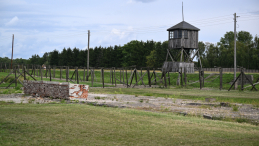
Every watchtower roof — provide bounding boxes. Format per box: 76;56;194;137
167;21;200;31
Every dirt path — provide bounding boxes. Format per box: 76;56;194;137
0;93;258;123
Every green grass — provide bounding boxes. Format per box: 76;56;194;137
0;103;258;145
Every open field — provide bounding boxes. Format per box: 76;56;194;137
1;70;259;145
0;102;259;145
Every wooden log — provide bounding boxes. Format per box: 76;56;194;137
70;70;76;80
5;74;21;89
0;72;13;85
129;69;135;86
24;70;37;81
228;73;241;91
132;70;147;88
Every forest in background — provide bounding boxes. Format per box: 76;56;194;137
1;31;258;69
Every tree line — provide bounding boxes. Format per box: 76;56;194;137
1;31;258;69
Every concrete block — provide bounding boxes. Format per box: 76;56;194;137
69;84;89;99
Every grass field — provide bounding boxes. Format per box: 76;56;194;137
1;70;259;145
0;102;258;145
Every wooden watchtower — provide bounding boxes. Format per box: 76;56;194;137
162;20;202;73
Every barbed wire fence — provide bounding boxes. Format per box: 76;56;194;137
0;62;258;91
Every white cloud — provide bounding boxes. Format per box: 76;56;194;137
5;16;19;26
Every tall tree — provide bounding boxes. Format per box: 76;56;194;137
50;50;59;66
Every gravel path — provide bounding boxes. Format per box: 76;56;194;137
1;93;259;123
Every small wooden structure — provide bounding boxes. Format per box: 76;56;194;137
162;21;202;73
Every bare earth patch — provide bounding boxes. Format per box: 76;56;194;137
1;93;259;124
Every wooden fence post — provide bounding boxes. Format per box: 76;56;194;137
83;67;85;81
49;66;51;81
202;70;204;87
114;67;116;87
91;69;94;87
110;69;112;83
120;68;121;82
126;69;128;88
24;66;26;80
123;68;124;84
219;67;222;90
168;72;170;86
241;68;244;91
199;68;202;89
102;68;104;88
77;67;79;84
153;68;156;85
40;66;42;81
33;65;35;76
135;68;137;85
147;68;151;87
112;68;113;85
184;67;187;86
164;71;167;88
15;66;17;87
181;67;183;86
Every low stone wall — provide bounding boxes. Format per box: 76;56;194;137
23;80;89;100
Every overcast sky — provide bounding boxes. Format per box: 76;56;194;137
0;0;259;59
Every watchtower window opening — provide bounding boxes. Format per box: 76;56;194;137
172;30;182;39
169;31;174;39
